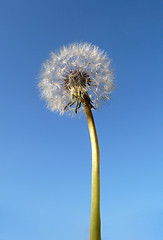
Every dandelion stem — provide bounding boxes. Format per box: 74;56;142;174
84;104;101;240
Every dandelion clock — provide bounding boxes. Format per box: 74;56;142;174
38;43;114;240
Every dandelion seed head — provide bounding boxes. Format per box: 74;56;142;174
38;42;114;115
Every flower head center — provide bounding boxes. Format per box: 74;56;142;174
63;70;95;113
64;70;91;95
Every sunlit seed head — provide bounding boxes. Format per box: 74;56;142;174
38;42;114;115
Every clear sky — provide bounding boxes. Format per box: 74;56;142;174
0;0;163;240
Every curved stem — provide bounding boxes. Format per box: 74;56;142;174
84;105;101;240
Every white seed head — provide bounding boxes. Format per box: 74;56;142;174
38;42;114;115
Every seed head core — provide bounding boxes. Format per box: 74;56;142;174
63;70;93;113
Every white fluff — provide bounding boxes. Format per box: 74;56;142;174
38;42;114;115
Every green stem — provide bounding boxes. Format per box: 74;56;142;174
84;104;101;240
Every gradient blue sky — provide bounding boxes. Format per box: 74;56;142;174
0;0;163;240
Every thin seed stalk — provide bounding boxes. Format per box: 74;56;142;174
84;104;101;240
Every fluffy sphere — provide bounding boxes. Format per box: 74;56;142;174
38;42;114;115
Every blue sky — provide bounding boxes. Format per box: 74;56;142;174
0;0;163;239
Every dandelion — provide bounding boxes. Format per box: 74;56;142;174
38;42;114;240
